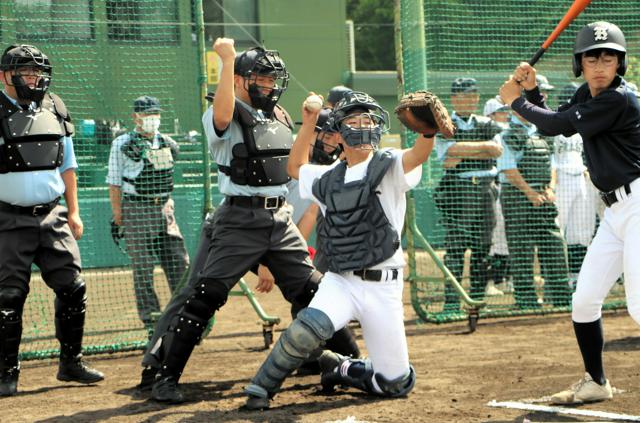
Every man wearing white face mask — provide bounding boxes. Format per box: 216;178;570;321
106;95;189;333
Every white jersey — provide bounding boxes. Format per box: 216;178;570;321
552;133;586;176
298;149;421;270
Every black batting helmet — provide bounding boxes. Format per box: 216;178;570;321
572;22;627;77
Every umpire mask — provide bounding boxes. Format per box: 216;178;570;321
311;108;342;164
235;47;289;117
0;44;52;103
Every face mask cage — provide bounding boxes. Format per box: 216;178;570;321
242;50;289;116
1;45;52;102
311;131;342;164
336;110;389;150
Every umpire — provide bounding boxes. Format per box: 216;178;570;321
107;96;189;332
0;44;103;396
435;77;503;310
497;113;571;308
149;38;322;404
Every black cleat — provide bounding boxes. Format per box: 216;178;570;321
0;366;20;397
152;376;184;404
136;366;158;392
57;355;104;384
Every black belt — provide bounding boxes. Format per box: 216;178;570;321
0;197;60;216
354;268;399;282
600;183;631;207
226;195;286;209
123;194;169;205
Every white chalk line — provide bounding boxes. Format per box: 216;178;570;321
487;399;640;421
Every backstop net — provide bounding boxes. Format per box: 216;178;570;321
399;0;639;323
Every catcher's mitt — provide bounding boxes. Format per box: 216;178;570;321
395;90;455;138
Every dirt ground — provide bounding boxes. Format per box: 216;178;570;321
6;275;640;423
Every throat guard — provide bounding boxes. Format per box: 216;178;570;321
312;149;399;273
0;93;72;174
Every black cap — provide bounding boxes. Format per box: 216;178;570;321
327;85;352;106
133;95;162;113
451;77;477;94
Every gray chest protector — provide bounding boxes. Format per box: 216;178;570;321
0;93;74;174
121;133;177;196
217;100;293;186
519;135;552;187
312;149;400;273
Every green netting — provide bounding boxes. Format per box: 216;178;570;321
399;0;635;325
0;0;214;360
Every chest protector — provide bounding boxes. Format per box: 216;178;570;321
121;133;177;196
519;135;551;187
312;150;400;273
218;100;293;186
447;115;500;176
0;93;73;174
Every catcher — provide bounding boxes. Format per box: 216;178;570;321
243;90;453;409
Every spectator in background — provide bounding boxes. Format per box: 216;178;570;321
107;95;189;333
496;111;571;309
434;78;503;311
483;96;512;295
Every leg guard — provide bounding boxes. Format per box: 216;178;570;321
54;278;87;358
374;365;417;397
245;307;334;397
157;279;228;380
0;287;26;370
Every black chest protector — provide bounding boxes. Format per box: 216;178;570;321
121;133;177;196
519;135;551;187
312;150;400;273
218;100;293;186
0;93;73;174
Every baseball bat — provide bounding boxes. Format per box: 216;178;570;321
528;0;592;66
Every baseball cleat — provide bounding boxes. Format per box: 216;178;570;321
57;356;104;384
550;372;613;405
0;366;20;396
152;376;184;404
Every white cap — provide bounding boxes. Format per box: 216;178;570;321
483;96;509;116
536;74;555;91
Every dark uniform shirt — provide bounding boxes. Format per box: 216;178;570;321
511;76;640;192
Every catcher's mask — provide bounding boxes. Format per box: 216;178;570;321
0;44;52;103
234;47;289;117
329;91;389;150
311;108;342;164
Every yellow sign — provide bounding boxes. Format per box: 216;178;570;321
206;51;221;85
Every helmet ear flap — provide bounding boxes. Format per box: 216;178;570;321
618;54;628;76
572;54;582;77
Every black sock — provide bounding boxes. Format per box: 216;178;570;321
573;319;606;385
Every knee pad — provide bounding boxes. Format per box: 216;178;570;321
183;278;228;321
0;287;27;313
374;365;416;397
294;270;323;306
55;277;87;309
